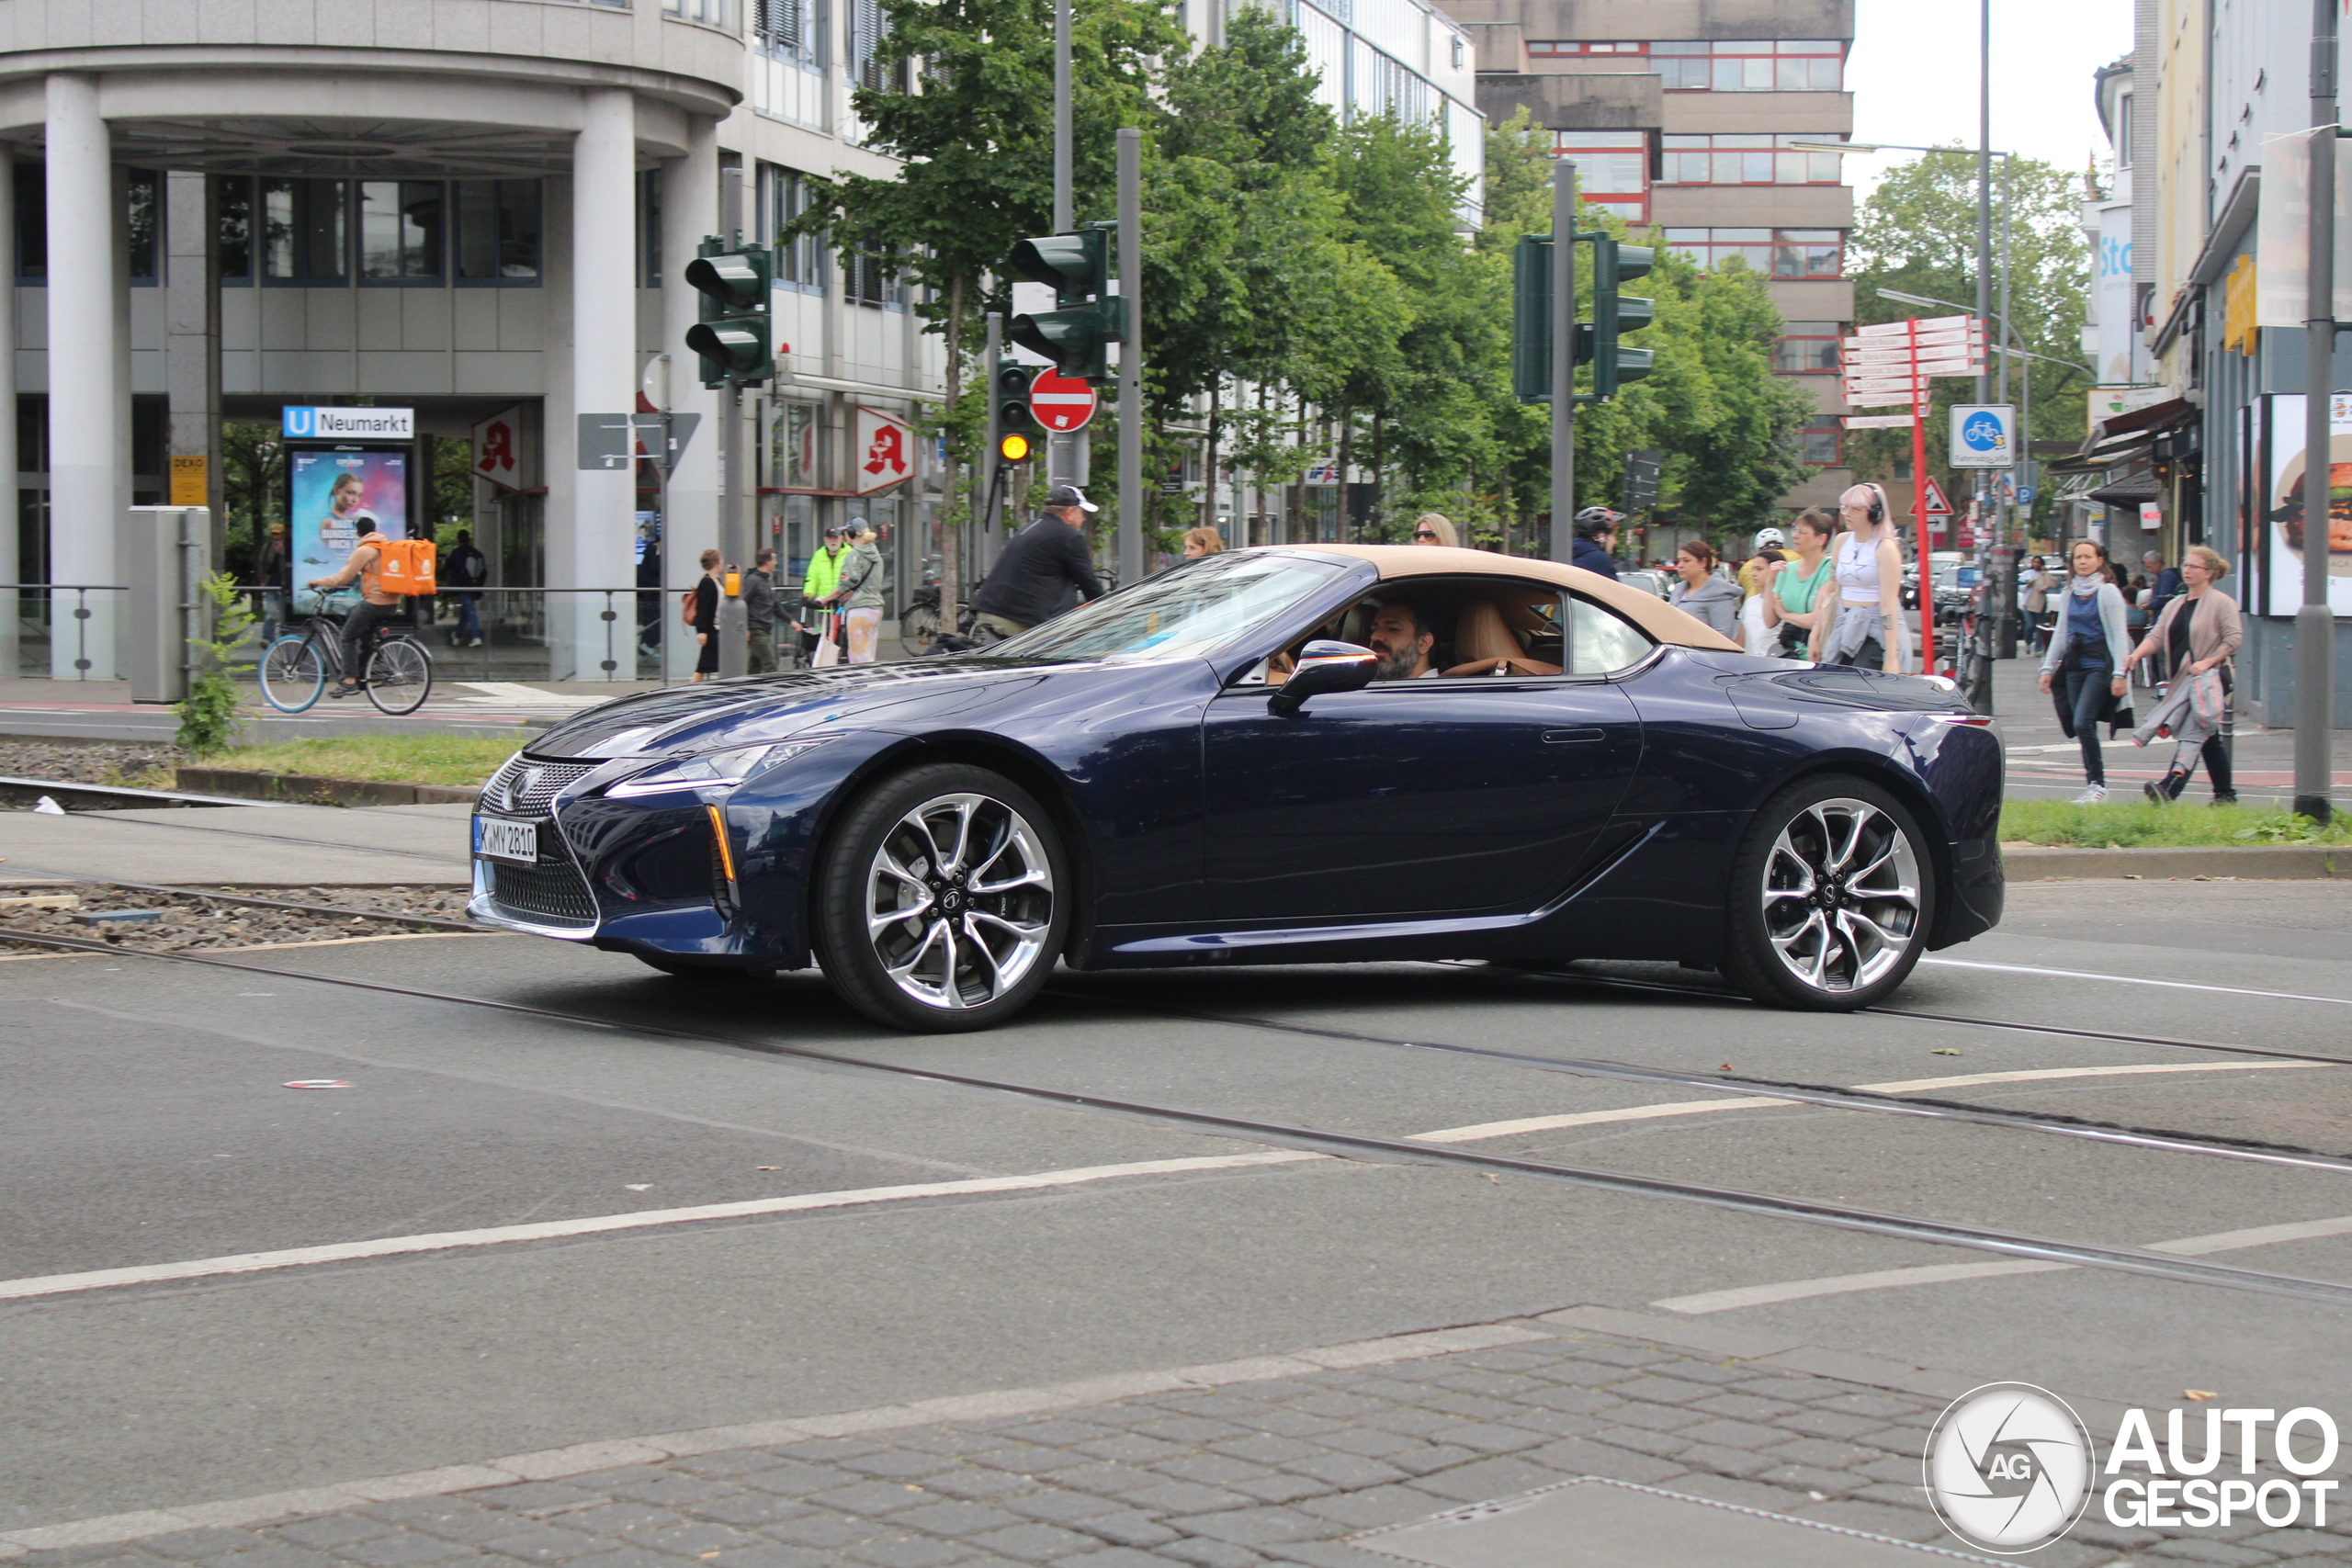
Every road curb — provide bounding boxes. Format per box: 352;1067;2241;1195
2005;843;2345;879
175;766;480;807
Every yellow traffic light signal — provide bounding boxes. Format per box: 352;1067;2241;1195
999;433;1030;462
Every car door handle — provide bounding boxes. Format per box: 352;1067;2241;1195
1542;728;1605;744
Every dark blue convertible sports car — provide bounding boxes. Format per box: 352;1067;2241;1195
470;546;2004;1031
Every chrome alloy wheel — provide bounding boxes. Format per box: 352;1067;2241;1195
865;792;1056;1010
1758;796;1923;994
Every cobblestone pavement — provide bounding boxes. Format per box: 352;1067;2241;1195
14;1310;2345;1568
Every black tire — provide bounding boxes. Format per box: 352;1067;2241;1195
365;637;433;715
812;762;1069;1032
1720;773;1937;1012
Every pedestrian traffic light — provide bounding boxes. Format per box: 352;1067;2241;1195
1579;235;1656;399
684;240;772;387
1007;223;1125;384
1510;233;1553;403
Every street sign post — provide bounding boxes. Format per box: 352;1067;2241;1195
1028;368;1098;433
1948;404;2017;468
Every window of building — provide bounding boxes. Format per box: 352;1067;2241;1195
842;232;903;309
763;164;825;290
1660;134;1843;186
1526;40;1646;55
663;0;741;29
455;180;542;284
216;175;252;284
263;178;348;284
1772;321;1842;374
1450;33;1463;68
754;0;822;66
359;181;445;283
849;0;907;92
1800;420;1842;466
125;169;161;286
1653;39;1842;91
1665;228;1845;276
2114;93;2133;167
637;169;662;287
12;165;164;285
1773;229;1843;277
1552;130;1648;222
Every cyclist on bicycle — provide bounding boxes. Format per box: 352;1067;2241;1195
306;532;402;699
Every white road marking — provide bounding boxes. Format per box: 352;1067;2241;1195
0;1151;1326;1303
1921;956;2352;1007
1854;1062;2311;1093
0;1058;2308;1303
1654;1215;2352;1315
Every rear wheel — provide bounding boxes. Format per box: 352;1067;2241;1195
813;763;1067;1032
1721;773;1936;1011
260;635;325;712
365;636;433;715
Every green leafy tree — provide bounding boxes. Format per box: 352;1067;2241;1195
1845;150;2091;537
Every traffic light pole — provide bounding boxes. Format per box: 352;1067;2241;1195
1116;128;1143;588
2296;0;2337;823
980;311;1002;580
1548;164;1576;563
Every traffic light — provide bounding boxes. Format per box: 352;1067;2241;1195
994;359;1035;462
1007;223;1125;384
684;240;772;387
1580;235;1656;398
1510;234;1553;404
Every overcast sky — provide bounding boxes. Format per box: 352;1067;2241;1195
1844;0;2134;193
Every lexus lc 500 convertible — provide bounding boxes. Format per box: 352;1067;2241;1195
470;546;2004;1031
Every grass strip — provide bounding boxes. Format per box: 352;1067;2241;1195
2001;798;2352;849
191;734;529;789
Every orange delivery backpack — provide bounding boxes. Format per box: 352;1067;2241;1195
370;536;438;596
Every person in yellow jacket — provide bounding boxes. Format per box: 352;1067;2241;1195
797;524;849;660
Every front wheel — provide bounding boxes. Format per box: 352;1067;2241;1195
813;763;1068;1032
365;637;433;715
259;635;325;712
1721;773;1936;1011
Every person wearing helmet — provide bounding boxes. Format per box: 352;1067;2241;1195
1739;527;1788;598
1570;507;1623;580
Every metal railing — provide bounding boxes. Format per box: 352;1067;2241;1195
241;586;684;686
0;585;131;679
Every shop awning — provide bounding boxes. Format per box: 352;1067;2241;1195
2086;471;2161;506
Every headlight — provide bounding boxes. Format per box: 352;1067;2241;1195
603;739;830;799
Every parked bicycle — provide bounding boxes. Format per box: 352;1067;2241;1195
259;612;435;715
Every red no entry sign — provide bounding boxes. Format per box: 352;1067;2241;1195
1029;369;1098;433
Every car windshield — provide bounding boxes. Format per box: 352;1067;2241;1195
991;552;1352;664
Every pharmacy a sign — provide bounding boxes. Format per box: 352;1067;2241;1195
283;406;414;440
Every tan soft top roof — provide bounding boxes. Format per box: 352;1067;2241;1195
1280;544;1742;652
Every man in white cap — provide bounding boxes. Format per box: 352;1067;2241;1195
970;484;1107;639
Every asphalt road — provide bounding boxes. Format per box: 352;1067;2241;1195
6;879;2350;1542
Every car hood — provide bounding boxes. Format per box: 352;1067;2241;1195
524;659;1065;759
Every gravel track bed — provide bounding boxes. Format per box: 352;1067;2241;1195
0;883;475;953
0;739;185;786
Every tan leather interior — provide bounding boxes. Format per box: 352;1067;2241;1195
1444;599;1562;678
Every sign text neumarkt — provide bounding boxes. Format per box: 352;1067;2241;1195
282;406;415;440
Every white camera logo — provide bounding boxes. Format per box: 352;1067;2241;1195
1924;1382;2096;1553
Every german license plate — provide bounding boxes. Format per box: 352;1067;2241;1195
472;816;539;865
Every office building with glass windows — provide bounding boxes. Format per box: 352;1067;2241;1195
1439;1;1858;513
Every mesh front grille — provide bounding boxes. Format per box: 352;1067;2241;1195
483;757;597;817
487;859;599;929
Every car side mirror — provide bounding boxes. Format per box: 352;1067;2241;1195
1267;640;1377;716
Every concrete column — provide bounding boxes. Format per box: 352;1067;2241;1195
163;171;221;560
658;116;719;681
45;74;120;679
0;153;17;676
563;86;637;681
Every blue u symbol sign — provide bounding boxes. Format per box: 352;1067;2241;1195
283;406;315;438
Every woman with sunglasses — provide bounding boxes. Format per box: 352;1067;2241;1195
1822;482;1907;675
1410;513;1458;547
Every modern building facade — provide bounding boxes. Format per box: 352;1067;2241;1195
2098;0;2351;728
1;0;944;681
1439;0;1857;516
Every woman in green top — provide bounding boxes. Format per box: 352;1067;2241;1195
1761;507;1838;660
